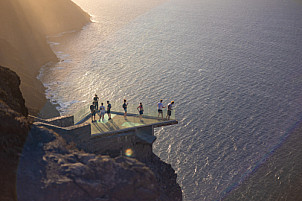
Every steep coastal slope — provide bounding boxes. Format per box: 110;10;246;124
0;0;90;116
0;66;30;201
0;66;182;200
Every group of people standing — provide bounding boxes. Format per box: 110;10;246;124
90;94;174;122
90;94;112;122
157;99;175;120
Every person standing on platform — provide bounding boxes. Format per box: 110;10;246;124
157;99;165;120
90;102;96;122
93;94;99;110
107;101;112;120
166;101;174;120
99;102;105;122
123;99;128;118
137;102;144;121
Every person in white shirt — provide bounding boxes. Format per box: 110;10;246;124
157;99;165;120
99;103;106;122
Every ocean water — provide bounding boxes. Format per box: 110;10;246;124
39;0;302;200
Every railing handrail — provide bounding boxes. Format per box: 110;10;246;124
73;102;176;125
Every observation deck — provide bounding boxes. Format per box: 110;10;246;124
74;101;177;136
31;101;177;159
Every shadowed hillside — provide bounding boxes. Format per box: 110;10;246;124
0;0;90;116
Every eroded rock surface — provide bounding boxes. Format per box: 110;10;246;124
0;66;27;116
0;66;30;201
17;126;160;201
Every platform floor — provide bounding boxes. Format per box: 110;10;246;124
89;113;170;135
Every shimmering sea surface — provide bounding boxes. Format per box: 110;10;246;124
39;0;302;200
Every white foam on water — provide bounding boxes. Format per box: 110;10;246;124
48;41;60;46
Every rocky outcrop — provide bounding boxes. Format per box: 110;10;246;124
17;125;183;201
145;154;183;201
0;66;29;155
17;126;160;201
0;66;28;116
0;66;30;201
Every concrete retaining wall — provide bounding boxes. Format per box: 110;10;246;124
46;115;74;127
30;115;74;127
33;116;155;160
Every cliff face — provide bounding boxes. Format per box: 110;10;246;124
0;67;182;201
0;66;30;201
16;126;182;201
0;66;28;116
146;154;182;201
0;0;90;115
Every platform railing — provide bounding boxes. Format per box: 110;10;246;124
74;101;176;125
73;105;91;125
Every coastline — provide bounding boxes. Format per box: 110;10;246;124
0;65;182;201
34;0;169;115
0;0;91;118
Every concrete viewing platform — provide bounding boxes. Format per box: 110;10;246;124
74;102;178;136
86;111;177;136
30;108;177;159
32;107;177;138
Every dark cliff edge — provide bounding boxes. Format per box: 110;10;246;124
0;66;30;201
0;0;91;117
0;66;182;201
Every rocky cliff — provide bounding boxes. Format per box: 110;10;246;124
0;66;182;201
0;66;30;201
0;66;28;116
17;126;160;201
0;0;91;116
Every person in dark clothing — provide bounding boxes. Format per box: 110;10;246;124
166;101;174;120
123;99;128;118
93;94;99;110
107;101;112;120
90;102;96;122
137;102;144;121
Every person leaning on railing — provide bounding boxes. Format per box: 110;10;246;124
166;101;174;120
157;99;165;120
